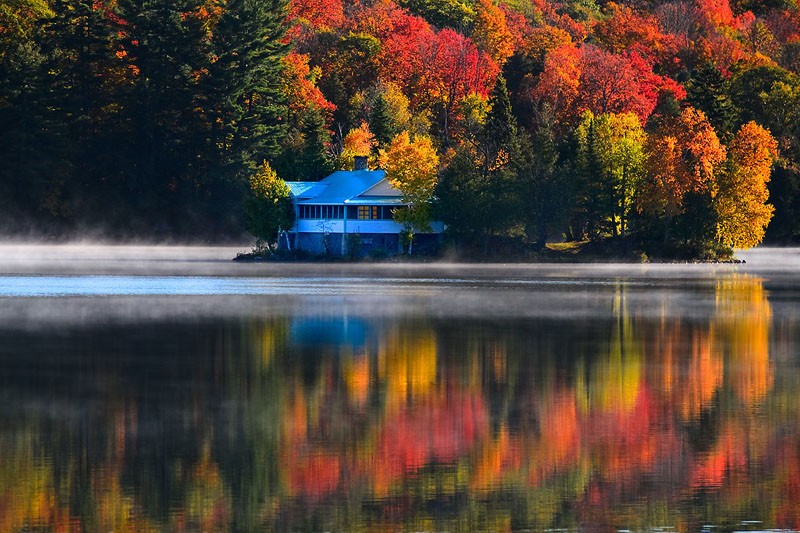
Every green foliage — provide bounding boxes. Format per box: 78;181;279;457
515;115;568;248
243;162;295;251
397;0;476;30
0;0;291;237
482;74;518;162
436;148;491;241
730;66;798;126
370;94;398;150
274;105;335;181
686;63;737;140
206;0;291;173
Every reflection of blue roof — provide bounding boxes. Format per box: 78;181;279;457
287;170;401;205
290;317;368;347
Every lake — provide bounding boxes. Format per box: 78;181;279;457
0;244;799;531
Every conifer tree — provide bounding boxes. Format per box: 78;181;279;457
516;113;563;248
687;62;737;140
207;0;290;175
369;94;398;150
482;73;517;167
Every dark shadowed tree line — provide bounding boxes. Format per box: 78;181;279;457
0;0;288;238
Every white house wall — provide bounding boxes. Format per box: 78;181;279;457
294;219;407;234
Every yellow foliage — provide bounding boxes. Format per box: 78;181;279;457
342;354;371;406
378;325;438;410
589;293;643;414
379;131;439;202
715;121;778;249
713;275;773;407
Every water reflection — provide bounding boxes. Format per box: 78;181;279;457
0;274;795;531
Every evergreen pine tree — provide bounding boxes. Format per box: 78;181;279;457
206;0;290;177
687;62;737;140
17;0;123;230
475;73;520;247
115;0;212;232
369;94;397;150
296;106;334;181
517;114;562;249
482;73;517;166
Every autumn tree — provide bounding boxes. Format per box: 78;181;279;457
273;51;336;181
532;43;582;130
417;28;499;144
472;0;515;65
336;122;376;170
593;3;677;69
640;107;727;247
379;131;440;253
243;162;295;253
715;122;777;248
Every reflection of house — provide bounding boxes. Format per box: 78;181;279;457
285;157;444;255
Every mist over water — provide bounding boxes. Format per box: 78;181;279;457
0;244;799;530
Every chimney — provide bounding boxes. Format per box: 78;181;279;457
353;155;368;171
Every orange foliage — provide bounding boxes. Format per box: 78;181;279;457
696;0;737;28
593;3;679;67
642;107;726;216
363;391;488;496
418;29;500;109
532;43;582;125
470;427;520;491
284;452;342;499
499;4;534;52
472;0;515;64
679;330;724;420
343;122;376;156
587;388;669;482
534;44;684;126
281;51;336;118
713;275;773;407
528;390;581;485
522;25;573;63
342;354;371;406
287;0;343;30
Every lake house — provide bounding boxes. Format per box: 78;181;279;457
285;157;444;256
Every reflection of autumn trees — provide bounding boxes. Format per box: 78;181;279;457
714;276;773;406
0;277;788;530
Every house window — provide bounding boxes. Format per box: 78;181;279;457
299;205;344;219
358;206;383;220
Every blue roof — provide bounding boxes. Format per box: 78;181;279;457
286;169;402;205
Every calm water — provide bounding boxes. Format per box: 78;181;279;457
0;244;799;531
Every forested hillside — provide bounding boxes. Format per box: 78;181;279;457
2;0;799;251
